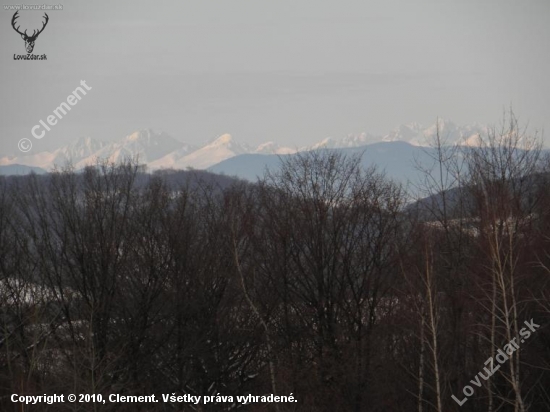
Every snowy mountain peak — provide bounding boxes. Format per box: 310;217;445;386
405;122;424;131
309;133;377;150
59;136;108;158
311;137;334;149
124;128;172;144
125;130;147;142
73;136;97;147
211;133;233;145
255;141;276;151
203;134;250;154
254;141;296;155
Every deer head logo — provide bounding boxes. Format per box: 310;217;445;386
11;11;49;54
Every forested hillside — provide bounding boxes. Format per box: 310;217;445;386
1;119;550;411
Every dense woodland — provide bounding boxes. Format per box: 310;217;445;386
1;116;550;411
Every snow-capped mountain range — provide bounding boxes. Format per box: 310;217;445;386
0;121;488;172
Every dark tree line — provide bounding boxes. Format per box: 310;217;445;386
1;115;550;411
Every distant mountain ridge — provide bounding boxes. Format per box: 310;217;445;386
0;164;47;176
0;120;488;174
208;141;434;186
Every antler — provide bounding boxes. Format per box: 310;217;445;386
11;12;49;39
30;13;49;39
11;11;26;37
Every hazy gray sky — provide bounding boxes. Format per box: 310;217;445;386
1;0;549;154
